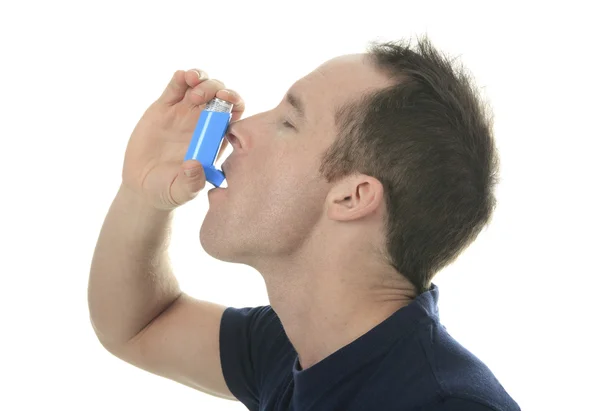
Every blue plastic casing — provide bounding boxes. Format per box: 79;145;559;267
184;98;232;187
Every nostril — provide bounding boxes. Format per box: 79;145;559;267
227;133;240;148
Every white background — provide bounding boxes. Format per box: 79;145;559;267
1;1;598;410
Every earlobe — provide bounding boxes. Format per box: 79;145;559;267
326;176;383;222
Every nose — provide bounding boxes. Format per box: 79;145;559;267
226;132;240;148
226;122;244;150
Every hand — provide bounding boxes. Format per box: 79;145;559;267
121;69;245;210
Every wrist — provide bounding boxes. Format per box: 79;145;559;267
115;184;174;217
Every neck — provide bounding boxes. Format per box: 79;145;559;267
260;248;416;370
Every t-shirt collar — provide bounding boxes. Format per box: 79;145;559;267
291;283;440;410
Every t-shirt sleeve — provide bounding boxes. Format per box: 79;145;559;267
219;305;288;410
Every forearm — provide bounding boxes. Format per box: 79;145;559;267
87;184;182;346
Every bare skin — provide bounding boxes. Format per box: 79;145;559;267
202;54;417;369
88;54;417;401
89;69;245;398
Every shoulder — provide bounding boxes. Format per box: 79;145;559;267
426;396;519;411
221;305;287;351
416;319;520;411
219;305;295;407
221;305;284;339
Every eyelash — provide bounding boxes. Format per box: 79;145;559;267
282;120;295;129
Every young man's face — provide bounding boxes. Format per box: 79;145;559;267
200;53;393;265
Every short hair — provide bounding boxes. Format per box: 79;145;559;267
319;36;500;294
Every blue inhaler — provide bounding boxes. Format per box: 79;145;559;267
184;97;233;187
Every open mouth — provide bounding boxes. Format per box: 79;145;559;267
222;162;230;182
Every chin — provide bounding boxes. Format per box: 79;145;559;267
199;218;238;263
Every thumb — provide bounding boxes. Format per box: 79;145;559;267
170;160;206;205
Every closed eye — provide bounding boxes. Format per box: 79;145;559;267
283;120;295;129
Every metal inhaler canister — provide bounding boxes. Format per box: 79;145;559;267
184;97;233;187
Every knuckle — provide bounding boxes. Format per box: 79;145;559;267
210;78;226;88
170;70;183;85
201;81;224;99
193;68;209;80
218;89;240;103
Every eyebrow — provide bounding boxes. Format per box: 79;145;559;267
286;92;306;121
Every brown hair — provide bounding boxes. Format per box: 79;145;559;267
319;36;500;294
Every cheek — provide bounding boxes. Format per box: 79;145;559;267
247;143;304;186
248;156;315;217
254;178;324;251
264;161;326;221
242;139;325;210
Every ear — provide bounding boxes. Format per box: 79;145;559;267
326;174;385;222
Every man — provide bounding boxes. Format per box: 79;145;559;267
88;36;520;410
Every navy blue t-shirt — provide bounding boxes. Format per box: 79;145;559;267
219;284;520;411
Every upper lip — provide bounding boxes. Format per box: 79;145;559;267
222;162;229;178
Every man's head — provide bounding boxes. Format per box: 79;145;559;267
200;36;499;294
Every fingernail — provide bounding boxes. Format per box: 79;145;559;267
193;69;208;81
192;88;205;97
221;89;235;99
184;167;202;177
